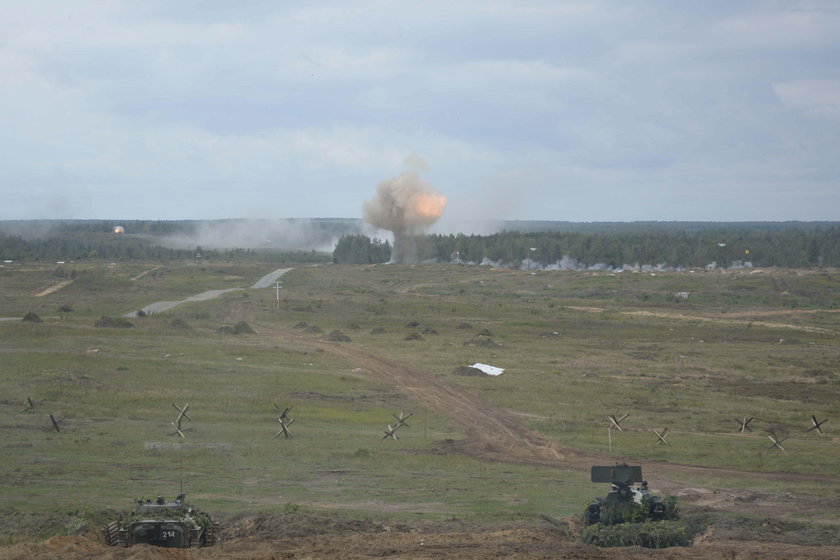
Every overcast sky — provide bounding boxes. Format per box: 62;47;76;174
1;1;839;226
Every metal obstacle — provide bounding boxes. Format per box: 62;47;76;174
49;413;61;433
766;433;788;453
382;411;413;440
274;404;294;439
735;416;753;434
806;415;827;434
606;413;629;452
651;427;671;446
392;411;413;428
22;397;44;413
608;413;629;431
168;402;193;438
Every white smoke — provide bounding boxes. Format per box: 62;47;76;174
156;219;360;252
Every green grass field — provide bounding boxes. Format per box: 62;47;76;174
1;260;838;542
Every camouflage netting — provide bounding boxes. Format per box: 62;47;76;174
581;520;689;548
582;496;685;548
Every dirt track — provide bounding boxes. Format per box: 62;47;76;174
297;333;575;466
278;331;840;476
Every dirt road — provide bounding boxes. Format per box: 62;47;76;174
126;268;292;317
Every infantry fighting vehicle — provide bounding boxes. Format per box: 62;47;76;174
585;464;670;525
103;493;218;548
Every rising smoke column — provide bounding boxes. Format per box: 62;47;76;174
363;170;447;264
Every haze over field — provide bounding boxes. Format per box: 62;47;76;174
1;2;839;224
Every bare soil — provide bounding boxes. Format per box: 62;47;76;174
2;527;839;560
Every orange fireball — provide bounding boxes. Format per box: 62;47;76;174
407;192;447;222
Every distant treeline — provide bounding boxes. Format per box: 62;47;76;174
3;220;839;268
0;231;195;261
0;220;332;263
334;226;840;269
0;231;330;263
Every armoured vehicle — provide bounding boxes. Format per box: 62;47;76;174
585;464;669;525
103;493;218;548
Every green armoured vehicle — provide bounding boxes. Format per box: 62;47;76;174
585;464;669;525
102;493;218;548
581;464;686;548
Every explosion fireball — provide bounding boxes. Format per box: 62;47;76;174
363;169;447;264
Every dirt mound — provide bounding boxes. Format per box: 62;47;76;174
22;312;42;323
404;332;425;341
94;316;133;328
463;337;500;347
293;321;309;329
218;321;257;335
346;322;362;330
370;327;387;334
453;365;489;377
234;321;256;334
457;322;473;329
166;318;191;330
326;330;352;342
421;327;438;335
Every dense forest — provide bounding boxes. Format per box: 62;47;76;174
2;219;838;269
332;234;392;264
333;226;840;269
